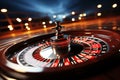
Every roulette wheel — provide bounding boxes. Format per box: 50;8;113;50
0;22;120;80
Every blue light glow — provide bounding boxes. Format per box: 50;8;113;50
10;0;75;20
12;0;70;14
